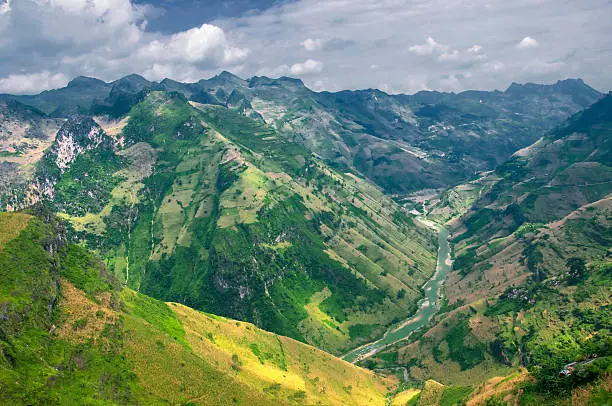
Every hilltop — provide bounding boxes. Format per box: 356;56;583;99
1;74;602;195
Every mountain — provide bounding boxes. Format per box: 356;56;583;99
0;209;395;405
1;75;602;195
0;75;610;404
1;89;438;355
0;100;64;211
362;94;612;404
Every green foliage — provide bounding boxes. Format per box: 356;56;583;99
440;385;474;406
0;214;142;405
487;263;612;396
348;324;376;340
567;257;587;284
59;244;115;297
444;314;487;370
122;91;204;147
515;223;546;238
122;293;189;347
53;149;124;216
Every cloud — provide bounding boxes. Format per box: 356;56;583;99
1;0;612;94
482;61;506;72
290;59;323;75
409;38;484;63
0;0;247;92
301;38;323;51
522;59;564;74
137;24;247;65
0;0;10;15
516;36;538;49
215;0;612;93
0;71;68;93
409;37;448;56
438;50;460;61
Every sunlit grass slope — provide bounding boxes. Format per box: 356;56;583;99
0;211;394;405
173;303;394;405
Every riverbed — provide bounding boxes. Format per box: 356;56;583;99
342;226;452;363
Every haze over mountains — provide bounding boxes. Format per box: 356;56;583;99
0;73;610;405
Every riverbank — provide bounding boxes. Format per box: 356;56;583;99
342;226;452;363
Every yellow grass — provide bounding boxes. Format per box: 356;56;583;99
466;369;530;406
391;388;420;405
0;212;31;251
172;303;393;405
417;380;445;406
54;279;116;344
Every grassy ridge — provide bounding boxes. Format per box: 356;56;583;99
0;211;393;405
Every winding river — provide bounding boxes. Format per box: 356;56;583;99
342;226;452;364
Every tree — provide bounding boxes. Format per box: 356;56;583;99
566;257;587;284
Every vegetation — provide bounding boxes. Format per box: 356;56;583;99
1;77;610;404
0;211;394;405
8;91;437;354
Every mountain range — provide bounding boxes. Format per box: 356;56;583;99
0;73;610;405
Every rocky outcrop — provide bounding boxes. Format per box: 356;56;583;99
50;118;112;173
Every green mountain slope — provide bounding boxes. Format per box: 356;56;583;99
1;74;601;195
363;94;612;404
452;93;612;276
0;210;395;405
2;90;437;354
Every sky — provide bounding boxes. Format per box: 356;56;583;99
0;0;611;94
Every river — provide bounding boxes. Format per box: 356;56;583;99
342;226;452;364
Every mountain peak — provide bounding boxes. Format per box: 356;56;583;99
247;75;305;89
113;74;152;87
211;70;245;84
66;76;107;89
505;78;601;105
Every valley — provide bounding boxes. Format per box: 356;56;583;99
343;225;452;364
0;74;610;405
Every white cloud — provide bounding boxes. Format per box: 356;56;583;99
1;0;612;95
290;59;323;75
0;0;247;93
482;61;506;72
312;80;325;91
409;37;448;55
439;74;463;92
0;0;10;15
522;59;565;74
137;24;247;65
409;37;484;64
224;47;250;64
301;38;323;51
438;50;460;61
516;36;538;49
0;71;68;94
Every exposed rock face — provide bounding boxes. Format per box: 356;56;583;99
51;118;109;173
1;117;114;211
